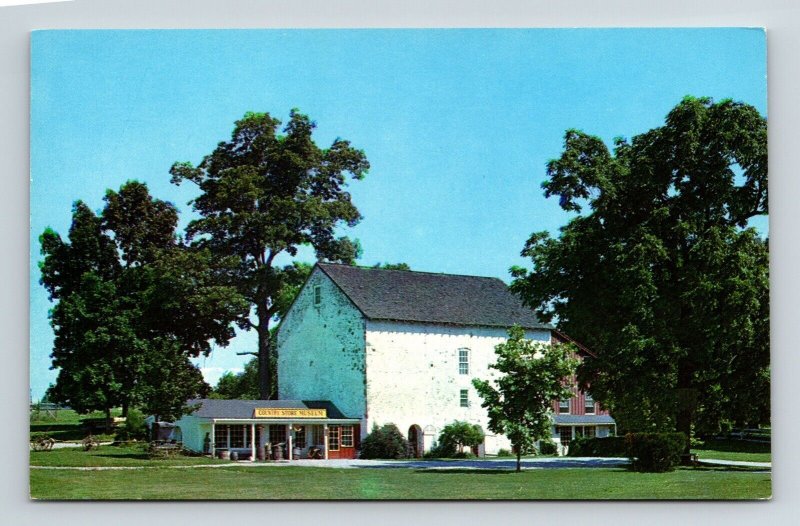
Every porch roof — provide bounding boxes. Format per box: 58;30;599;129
554;414;616;425
187;399;353;420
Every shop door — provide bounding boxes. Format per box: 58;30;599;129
327;424;359;459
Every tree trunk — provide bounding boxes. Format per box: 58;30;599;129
516;450;522;472
104;407;112;434
122;401;129;419
256;308;272;400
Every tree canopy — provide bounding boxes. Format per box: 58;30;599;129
39;181;248;420
170;110;370;399
473;326;578;471
510;97;769;440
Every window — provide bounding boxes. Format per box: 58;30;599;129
314;285;321;305
557;426;573;446
294;426;306;449
559;399;570;414
214;425;229;449
328;425;340;451
460;389;469;408
341;425;354;447
269;424;286;445
229;425;245;448
584;426;596;439
584;392;595;414
458;348;470;375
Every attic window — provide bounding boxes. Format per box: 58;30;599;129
314;286;321;305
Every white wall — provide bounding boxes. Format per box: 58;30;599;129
364;320;551;454
277;268;367;422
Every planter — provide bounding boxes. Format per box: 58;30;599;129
218;450;230;460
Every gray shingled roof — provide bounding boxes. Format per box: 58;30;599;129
186;399;352;419
317;263;551;330
554;414;616;425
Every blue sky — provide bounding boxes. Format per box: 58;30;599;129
30;29;767;401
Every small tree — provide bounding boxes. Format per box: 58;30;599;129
359;424;409;459
437;421;485;457
473;325;578;471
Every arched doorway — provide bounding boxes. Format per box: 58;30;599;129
408;425;423;458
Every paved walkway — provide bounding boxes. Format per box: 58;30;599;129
697;458;771;468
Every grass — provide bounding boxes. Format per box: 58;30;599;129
692;439;771;463
30;444;226;467
30;408;120;442
30;464;771;500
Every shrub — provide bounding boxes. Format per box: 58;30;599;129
567;436;627;457
452;451;476;459
625;432;686;472
115;409;147;441
436;421;484;458
537;439;558;455
359;423;409;459
495;448;513;457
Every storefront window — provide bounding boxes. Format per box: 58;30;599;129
341;425;354;447
294;426;306;449
214;425;228;449
269;424;287;445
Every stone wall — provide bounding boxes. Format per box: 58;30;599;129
277;268;367;423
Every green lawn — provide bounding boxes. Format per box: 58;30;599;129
30;464;771;500
30;408;120;442
30;444;225;467
692;439;771;463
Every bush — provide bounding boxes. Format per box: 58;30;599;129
495;448;513;457
625;432;686;472
115;409;147;441
435;421;484;458
359;423;409;459
567;436;627;457
452;451;476;459
537;439;558;455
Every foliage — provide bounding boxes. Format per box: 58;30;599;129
39;181;247;421
495;448;513;457
371;262;410;270
359;424;410;459
537;439;559;455
510;97;769;443
567;436;627;457
170;110;369;399
210;357;261;399
115;408;148;441
625;432;687;472
473;325;578;471
435;421;485;457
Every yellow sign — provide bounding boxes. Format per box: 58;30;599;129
253;408;327;419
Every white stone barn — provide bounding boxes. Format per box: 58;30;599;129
277;263;615;457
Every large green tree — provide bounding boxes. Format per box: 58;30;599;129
510;97;769;444
473;326;578;472
40;182;248;421
170;110;370;399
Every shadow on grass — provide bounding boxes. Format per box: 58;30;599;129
410;468;522;475
694;439;771;454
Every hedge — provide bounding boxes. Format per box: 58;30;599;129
625;432;687;472
567;436;627;457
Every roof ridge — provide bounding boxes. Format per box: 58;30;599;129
317;261;507;282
